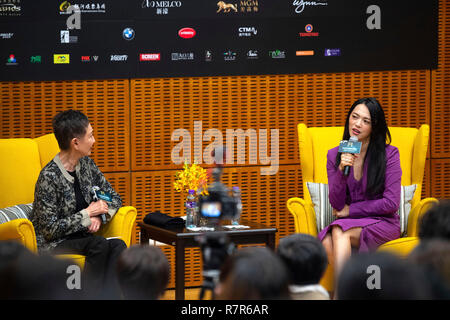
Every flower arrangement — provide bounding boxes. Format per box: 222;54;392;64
173;162;209;196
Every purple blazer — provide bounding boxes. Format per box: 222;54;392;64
318;144;402;252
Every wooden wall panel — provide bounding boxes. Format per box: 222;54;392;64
0;80;130;172
131;76;300;171
131;71;429;175
431;159;450;199
422;159;432;200
104;172;131;207
432;0;450;158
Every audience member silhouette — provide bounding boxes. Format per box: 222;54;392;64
215;246;290;300
116;244;170;300
337;251;432;300
277;233;329;299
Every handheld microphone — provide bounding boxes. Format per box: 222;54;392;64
91;186;107;224
338;136;362;177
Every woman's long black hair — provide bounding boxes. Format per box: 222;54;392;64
335;97;391;198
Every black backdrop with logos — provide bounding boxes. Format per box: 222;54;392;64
0;0;438;81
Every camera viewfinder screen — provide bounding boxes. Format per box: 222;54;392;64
201;202;221;218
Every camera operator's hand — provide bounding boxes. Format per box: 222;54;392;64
86;200;108;217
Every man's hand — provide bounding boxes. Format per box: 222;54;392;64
333;204;350;218
88;216;102;233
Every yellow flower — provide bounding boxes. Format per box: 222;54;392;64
174;162;209;196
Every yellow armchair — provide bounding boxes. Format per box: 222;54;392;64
0;134;137;268
287;124;437;291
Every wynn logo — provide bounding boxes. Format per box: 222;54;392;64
292;0;327;14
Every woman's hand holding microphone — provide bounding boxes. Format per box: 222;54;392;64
333;152;359;219
86;200;109;233
339;152;358;172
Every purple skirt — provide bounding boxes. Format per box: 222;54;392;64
317;214;401;252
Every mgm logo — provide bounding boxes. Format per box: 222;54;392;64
217;1;259;14
216;1;237;13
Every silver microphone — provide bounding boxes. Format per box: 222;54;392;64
343;136;359;177
91;186;107;224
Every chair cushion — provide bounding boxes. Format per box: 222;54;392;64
0;203;33;224
306;182;336;232
306;182;416;234
398;184;416;236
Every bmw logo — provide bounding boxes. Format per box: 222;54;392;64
123;28;135;40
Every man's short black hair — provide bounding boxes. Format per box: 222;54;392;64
277;233;328;285
52;110;90;151
419;200;450;241
116;245;170;300
219;246;291;300
337;252;432;300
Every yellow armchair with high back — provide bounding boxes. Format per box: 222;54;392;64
287;124;438;291
0;134;137;268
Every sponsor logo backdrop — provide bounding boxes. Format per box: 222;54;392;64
0;0;438;81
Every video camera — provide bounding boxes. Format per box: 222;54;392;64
197;167;239;225
196;231;236;299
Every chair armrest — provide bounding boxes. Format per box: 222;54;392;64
286;197;318;236
55;254;86;269
406;197;438;237
377;237;420;258
0;219;38;253
411;125;429;207
95;206;137;247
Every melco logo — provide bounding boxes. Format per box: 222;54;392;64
142;1;182;8
178;28;196;39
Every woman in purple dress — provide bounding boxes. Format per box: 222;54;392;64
318;97;402;278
